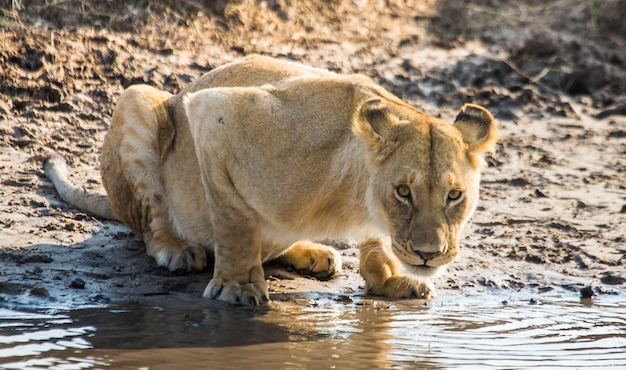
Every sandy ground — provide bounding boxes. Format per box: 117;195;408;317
0;0;624;309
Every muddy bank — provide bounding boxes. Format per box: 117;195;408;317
0;0;624;308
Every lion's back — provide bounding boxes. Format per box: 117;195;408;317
181;55;339;95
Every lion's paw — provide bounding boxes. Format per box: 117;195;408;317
203;277;269;306
278;242;342;281
368;275;435;299
152;240;208;272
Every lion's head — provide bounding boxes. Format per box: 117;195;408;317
353;99;498;277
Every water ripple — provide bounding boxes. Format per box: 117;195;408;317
0;293;624;369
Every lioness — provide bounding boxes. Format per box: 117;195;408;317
45;55;498;305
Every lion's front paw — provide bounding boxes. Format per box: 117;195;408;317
203;278;269;306
151;239;208;272
367;276;435;299
277;242;342;281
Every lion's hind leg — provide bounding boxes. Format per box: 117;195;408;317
275;241;342;280
103;85;207;272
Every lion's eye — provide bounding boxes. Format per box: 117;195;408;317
396;185;411;200
448;189;463;201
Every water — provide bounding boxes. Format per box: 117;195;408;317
0;292;624;369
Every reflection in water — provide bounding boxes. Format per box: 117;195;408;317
0;293;625;369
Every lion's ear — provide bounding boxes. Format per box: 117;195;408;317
453;104;499;156
352;98;398;162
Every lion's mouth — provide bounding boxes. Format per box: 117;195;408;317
391;242;447;277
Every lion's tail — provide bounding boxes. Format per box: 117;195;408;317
44;153;118;220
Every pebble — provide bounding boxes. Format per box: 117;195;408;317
70;278;86;289
580;286;595;299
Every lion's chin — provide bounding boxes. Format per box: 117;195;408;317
402;263;444;278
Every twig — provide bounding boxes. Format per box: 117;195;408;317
501;59;560;96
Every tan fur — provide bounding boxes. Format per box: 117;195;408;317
45;55;498;305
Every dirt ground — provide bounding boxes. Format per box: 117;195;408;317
0;0;624;308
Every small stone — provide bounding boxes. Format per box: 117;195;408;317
334;295;353;304
580;286;595;299
70;278;86;289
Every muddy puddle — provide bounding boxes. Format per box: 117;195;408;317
1;291;624;369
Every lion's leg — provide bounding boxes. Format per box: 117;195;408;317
274;241;342;280
103;85;207;272
358;238;434;299
201;204;268;305
197;175;268;305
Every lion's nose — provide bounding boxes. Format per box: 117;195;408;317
416;251;441;262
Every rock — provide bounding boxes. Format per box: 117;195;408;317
70;278;86;289
579;286;594;299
